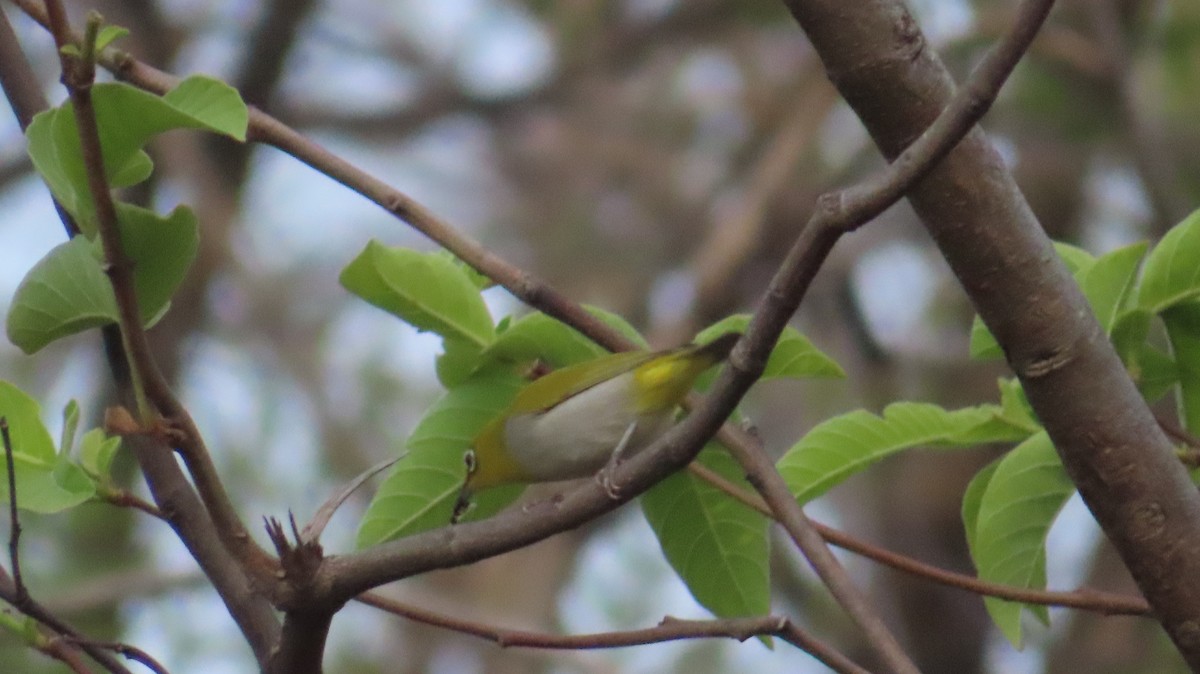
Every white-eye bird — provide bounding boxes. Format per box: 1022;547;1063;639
453;332;740;521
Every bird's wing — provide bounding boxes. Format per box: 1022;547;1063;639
509;350;661;414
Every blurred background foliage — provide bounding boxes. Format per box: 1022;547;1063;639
0;0;1198;672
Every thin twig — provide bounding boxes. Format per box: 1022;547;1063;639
1;418;25;603
0;567;135;674
1158;414;1200;450
686;462;1149;616
97;487;166;520
355;591;870;674
65;638;171;674
39;637;95;674
302;456;400;543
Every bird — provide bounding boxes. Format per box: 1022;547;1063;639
452;332;740;522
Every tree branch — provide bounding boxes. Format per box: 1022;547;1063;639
34;2;281;664
2;418;26;605
354;591;870;674
0;568;135;674
781;0;1200;666
687;462;1149;616
7;0;1100;670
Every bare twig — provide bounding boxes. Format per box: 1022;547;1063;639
355;591;870;674
39;637;95;674
1158;414;1200;450
0;567;135;674
302;457;400;543
65;638;171;674
97;487;166;520
687;462;1149;616
1;418;25;604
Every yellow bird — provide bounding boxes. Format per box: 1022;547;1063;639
453;332;740;521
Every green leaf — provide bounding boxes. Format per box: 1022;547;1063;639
6;203;199;353
109;150;153;187
584;305;649;349
94;25;129;52
1129;345;1178;403
778;402;1030;504
0;381;56;466
433;250;493;290
356;371;524;547
695;314;844;381
25;77;248;232
1112;303;1171;404
968;432;1075;647
1163;303;1200;431
340;241;495;348
1111;308;1153;362
6;236;118;354
1052;242;1097;274
79;428;121;479
482;311;609;370
60;400;80;457
0;382;94;512
1139;208;1200;313
961;459;1000;554
970;242;1100;360
0;610;40;645
486;312;605;367
996;378;1041;433
482;304;648;368
642;445;769;624
436;338;486;388
968;317;1003;360
119;203;199;325
161;75;249;141
51;457;95;509
1076;242;1147;333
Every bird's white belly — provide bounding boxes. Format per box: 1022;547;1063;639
504;372;675;482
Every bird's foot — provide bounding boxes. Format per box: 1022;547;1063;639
596;463;623;500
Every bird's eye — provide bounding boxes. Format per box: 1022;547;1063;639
463;449;477;475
